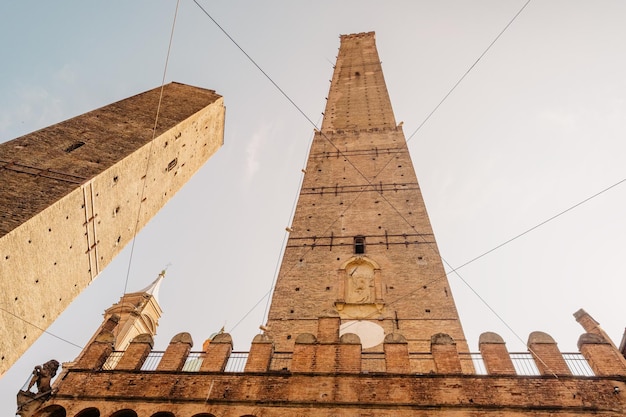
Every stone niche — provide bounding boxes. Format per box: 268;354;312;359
335;256;384;319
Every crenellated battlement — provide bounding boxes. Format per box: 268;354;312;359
78;311;625;379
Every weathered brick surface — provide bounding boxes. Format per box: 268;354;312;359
200;333;233;372
0;83;224;375
528;331;572;376
115;334;153;371
579;333;626;376
156;332;193;371
74;331;114;370
431;333;463;374
244;334;273;372
45;369;626;416
480;332;516;375
384;333;410;374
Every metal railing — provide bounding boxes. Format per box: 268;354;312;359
100;350;594;376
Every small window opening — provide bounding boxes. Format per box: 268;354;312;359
354;236;365;254
65;141;85;153
167;158;178;172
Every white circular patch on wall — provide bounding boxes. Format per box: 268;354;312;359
340;320;385;349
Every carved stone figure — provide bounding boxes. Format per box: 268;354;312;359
27;359;60;394
346;263;374;303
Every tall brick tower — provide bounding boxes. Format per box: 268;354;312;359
266;31;470;360
0;83;225;376
19;33;626;417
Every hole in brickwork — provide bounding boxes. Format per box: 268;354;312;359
14;297;18;301
167;158;178;172
4;255;8;260
113;175;119;183
65;141;85;153
35;279;39;283
290;310;294;313
326;287;331;291
295;287;300;291
425;309;431;313
287;335;292;340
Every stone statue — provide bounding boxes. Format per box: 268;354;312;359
26;359;60;394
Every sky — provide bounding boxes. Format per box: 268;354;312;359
2;0;626;413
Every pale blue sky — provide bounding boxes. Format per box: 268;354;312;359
2;1;626;413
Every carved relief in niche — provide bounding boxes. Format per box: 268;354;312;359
335;257;384;319
346;261;375;303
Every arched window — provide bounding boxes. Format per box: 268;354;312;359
109;410;138;417
74;408;100;417
151;413;175;417
34;405;66;417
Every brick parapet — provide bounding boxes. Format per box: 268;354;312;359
74;331;114;370
479;332;516;375
244;334;274;372
200;333;233;372
155;332;193;372
49;369;626;416
431;333;463;374
527;331;571;376
115;334;154;371
578;333;626;376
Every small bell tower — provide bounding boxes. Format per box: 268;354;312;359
89;271;165;352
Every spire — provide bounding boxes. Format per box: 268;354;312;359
137;269;166;303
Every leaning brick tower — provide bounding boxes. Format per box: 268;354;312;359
0;83;225;377
19;32;626;417
265;31;470;363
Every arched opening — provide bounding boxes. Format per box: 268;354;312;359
75;408;100;417
191;414;216;417
151;413;175;417
109;410;138;417
34;405;66;417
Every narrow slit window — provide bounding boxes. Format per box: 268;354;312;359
167;158;178;172
354;236;365;254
